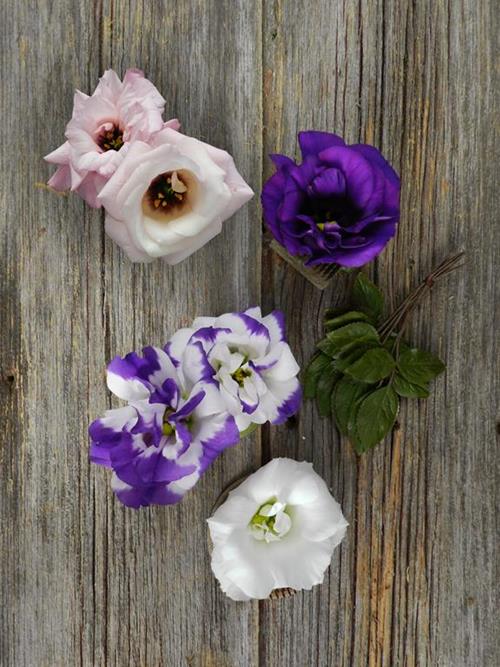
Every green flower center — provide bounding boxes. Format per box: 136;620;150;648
97;124;124;152
249;498;292;542
162;421;175;437
232;365;252;386
314;211;336;231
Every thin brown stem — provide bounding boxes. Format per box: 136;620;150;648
379;252;465;343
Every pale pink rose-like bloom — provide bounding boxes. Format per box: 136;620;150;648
44;69;179;208
97;127;254;264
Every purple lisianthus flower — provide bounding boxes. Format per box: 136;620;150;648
167;307;301;432
89;346;239;508
262;131;400;267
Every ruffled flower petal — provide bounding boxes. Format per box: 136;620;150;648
262;131;400;267
208;458;348;601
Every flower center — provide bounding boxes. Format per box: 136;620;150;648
162;408;175;437
249;498;292;542
145;171;188;214
97;123;124;152
231;365;252;386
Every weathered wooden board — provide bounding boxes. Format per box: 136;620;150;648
0;1;498;666
261;1;499;666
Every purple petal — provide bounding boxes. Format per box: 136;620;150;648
272;382;303;424
149;377;179;407
172;390;206;420
318;145;384;215
298;131;345;159
310;168;346;198
182;341;215;385
197;415;240;475
270;153;296;170
89;443;113;467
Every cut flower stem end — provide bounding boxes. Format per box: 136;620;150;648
269;239;340;290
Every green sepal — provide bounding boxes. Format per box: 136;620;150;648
240;423;259;438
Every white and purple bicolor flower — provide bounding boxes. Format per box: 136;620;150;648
167;307;302;432
89;346;239;508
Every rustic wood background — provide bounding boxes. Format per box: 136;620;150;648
1;1;498;665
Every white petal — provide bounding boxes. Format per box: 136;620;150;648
257;342;300;381
107;370;150;402
167;328;195;364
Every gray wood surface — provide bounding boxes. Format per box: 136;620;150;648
0;1;497;665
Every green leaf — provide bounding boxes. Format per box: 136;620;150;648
397;348;446;385
334;340;380;372
352;273;384;322
393;373;430;398
303;352;332;399
325;310;372;332
383;335;411;356
331;376;371;436
319;322;379;358
324;306;349;320
344;347;396;383
317;337;337;357
316;371;341;417
351;386;399;453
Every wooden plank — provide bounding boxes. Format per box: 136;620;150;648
261;1;498;666
1;1;498;665
0;1;262;665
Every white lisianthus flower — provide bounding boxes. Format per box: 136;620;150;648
207;458;348;601
97;127;253;263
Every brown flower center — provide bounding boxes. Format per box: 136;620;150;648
144;171;188;214
97;124;124;152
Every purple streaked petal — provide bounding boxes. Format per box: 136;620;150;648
254;342;300;381
111;474;183;508
272;381;303;424
261;310;286;344
149;377;179;407
181;340;215;385
241;399;258;415
189;326;232;348
150;453;197;483
196;414;240;475
89;443;113;467
147;483;184;506
89;406;137;445
174;421;193;452
172;389;206;420
107;355;151;401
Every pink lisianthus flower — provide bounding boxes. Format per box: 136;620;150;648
44;69;180;208
97;128;254;264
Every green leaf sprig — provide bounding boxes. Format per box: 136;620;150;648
305;253;464;453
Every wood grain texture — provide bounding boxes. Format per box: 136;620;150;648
0;1;498;666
